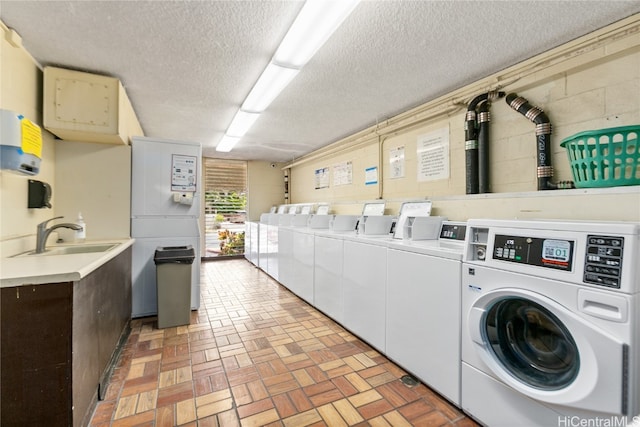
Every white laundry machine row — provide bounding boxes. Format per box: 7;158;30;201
461;219;640;426
244;221;260;267
279;225;315;304
314;230;347;324
385;221;468;406
342;234;391;353
257;214;271;273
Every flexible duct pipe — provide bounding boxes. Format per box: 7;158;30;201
505;93;574;190
477;100;491;193
464;99;481;194
465;91;505;194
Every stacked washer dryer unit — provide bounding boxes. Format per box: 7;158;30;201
461;219;639;426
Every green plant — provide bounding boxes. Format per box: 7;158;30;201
218;230;245;255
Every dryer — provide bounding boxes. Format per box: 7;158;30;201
461;219;639;426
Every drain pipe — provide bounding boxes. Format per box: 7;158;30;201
505;93;574;190
464;97;481;194
477;100;491;193
465;91;505;194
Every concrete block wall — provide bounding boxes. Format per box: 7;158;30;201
288;17;640;222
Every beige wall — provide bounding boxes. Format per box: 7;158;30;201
288;16;640;222
0;23;57;255
54;140;131;241
0;19;280;256
1;22;132;255
4;15;639;252
246;161;285;221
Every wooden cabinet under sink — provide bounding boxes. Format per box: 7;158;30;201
1;247;132;427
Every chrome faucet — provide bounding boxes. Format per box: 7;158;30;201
35;216;84;254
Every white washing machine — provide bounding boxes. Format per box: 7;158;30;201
342;233;390;353
461;219;640;426
314;230;346;324
386;221;467;406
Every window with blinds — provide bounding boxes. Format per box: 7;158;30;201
203;158;247;257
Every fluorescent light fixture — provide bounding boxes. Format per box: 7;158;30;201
219;0;360;152
227;110;260;137
216;135;241;152
273;0;361;68
241;63;299;113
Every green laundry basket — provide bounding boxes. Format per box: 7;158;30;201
560;125;640;188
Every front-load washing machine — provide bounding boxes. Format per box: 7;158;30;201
461;219;639;426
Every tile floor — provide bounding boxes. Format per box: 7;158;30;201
90;259;479;427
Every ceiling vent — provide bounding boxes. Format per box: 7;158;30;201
43;66;143;145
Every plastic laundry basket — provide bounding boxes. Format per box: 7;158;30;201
560;125;640;188
154;246;195;329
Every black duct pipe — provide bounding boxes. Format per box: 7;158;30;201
465;91;505;194
477;100;491;193
505;93;574;190
464;97;481;194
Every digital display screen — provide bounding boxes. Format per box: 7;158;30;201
542;239;571;264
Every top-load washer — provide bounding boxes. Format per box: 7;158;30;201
461;219;639;426
386;220;467;406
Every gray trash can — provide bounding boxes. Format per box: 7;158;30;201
154;245;195;328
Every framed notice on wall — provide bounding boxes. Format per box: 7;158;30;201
365;166;378;186
417;127;450;182
315;167;330;189
171;154;197;191
333;161;353;186
389;146;405;179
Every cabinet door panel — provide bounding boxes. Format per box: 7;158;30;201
1;283;73;427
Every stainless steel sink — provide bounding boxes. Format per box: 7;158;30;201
13;243;119;257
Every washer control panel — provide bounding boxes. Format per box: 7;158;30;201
493;234;575;272
440;222;467;241
584;235;624;288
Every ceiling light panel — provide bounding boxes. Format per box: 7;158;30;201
273;0;361;68
216;135;241;152
227;110;261;137
241;63;299;113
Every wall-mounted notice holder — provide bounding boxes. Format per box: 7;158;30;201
28;179;52;208
171;154;197;192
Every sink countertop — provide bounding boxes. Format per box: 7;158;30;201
0;238;135;288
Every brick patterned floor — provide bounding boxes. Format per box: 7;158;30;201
90;259;479;426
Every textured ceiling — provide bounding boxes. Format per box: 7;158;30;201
1;1;639;162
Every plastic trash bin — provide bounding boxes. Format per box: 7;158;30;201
154;245;195;328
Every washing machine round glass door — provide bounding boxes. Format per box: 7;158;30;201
484;297;580;390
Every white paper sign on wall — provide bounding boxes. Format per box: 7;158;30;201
417;127;449;182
